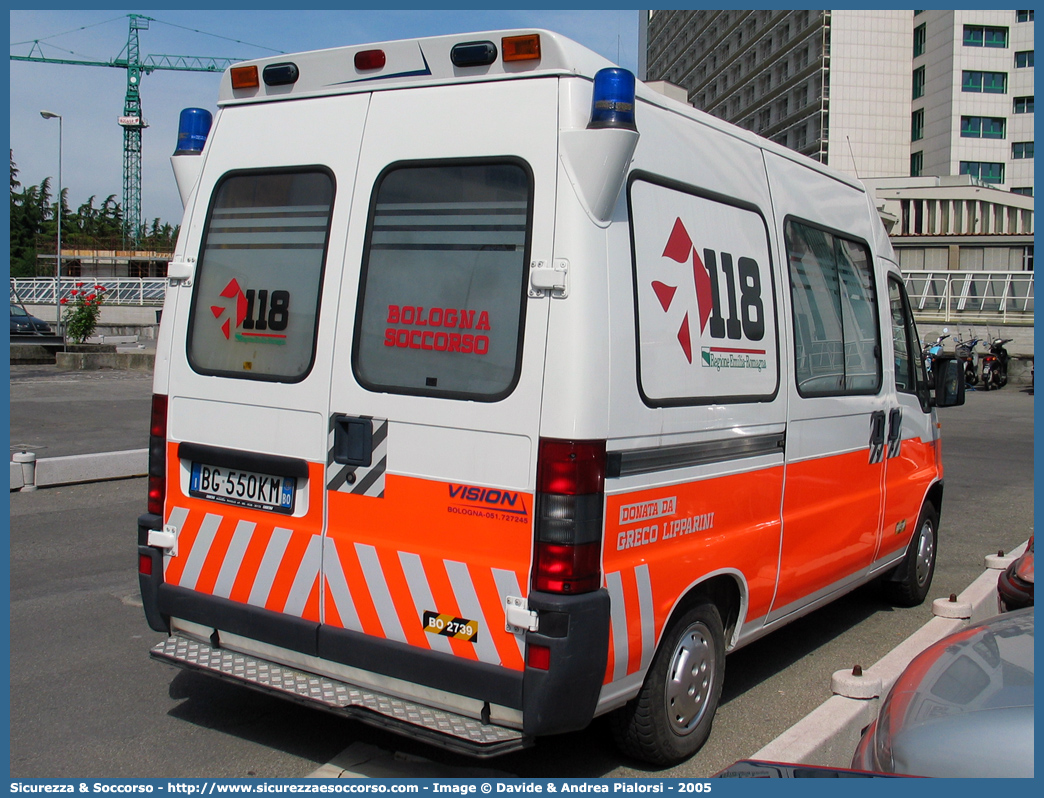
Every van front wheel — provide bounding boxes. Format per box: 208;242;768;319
611;603;725;766
882;501;938;607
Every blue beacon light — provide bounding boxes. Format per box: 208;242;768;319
175;107;213;154
587;68;637;131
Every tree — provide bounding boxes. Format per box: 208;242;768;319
10;152;180;275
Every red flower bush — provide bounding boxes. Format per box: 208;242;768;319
62;284;108;344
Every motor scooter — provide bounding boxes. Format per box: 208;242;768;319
980;336;1013;391
952;330;982;388
922;331;949;382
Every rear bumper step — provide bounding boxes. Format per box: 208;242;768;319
151;634;531;758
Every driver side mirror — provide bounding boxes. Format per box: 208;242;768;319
932;356;966;407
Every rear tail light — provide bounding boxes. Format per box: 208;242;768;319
527;643;551;670
139;553;153;576
147;394;168;516
532;439;606;594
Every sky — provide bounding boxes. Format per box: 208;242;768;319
10;8;642;232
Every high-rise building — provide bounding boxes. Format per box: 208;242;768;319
642;9;1034;194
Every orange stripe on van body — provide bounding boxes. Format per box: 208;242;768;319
776;449;882;610
228;525;275;604
603;464;785;679
192;518;236;596
326;474;532;671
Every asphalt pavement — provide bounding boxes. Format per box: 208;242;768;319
10;363;153;458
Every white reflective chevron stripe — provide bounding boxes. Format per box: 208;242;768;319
356;543;407;643
491;568;527;660
394;555;453;655
180;513;222;590
248;527;293;608
605;570;629;682
284;535;322;616
635;563;655;671
213;520;256;599
162;506;190;576
323;537;362;632
399;552;454;654
445;559;499;665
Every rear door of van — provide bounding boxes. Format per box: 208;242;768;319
320;78;558;693
159;94;370;644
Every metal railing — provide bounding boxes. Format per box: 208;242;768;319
10;277;167;307
903;271;1034;325
12;273;1034;324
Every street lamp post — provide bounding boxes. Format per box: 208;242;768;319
40;110;62;337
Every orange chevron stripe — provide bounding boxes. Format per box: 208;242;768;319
333;540;384;637
228;524;275;605
301;573;321;623
192;515;236;596
264;532;314;614
377;545;430;649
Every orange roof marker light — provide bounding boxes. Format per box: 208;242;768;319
230;65;259;90
502;34;541;62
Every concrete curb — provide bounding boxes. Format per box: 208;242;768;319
10;448;148;491
55;351;155;371
751;542;1027;769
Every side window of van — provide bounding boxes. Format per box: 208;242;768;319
786;220;881;396
187;169;334;382
353;161;532;401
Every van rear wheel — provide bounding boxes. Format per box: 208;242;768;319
611;603;725;766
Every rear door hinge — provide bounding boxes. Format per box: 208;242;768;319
528;259;569;299
505;596;539;634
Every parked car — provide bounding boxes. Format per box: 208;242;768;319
998;536;1034;612
10;303;52;335
852;608;1034;778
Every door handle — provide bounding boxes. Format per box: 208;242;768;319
869;410;886;464
332;415;373;467
869;410;886;446
888;407;902;443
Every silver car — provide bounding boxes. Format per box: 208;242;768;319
852;608;1034;778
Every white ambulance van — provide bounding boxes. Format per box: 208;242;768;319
138;29;965;765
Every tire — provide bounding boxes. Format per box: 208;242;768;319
882;501;938;607
611;603;725;766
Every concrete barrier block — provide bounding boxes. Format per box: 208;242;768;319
34;449;148;487
10;461;25;491
53;351;155;372
750;539;1029;768
753;695;880;768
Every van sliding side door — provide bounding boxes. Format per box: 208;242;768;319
772;218;887;617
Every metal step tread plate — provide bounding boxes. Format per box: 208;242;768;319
151;634;529;757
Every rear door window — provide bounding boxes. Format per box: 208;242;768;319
352;160;532;401
187;168;334;382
